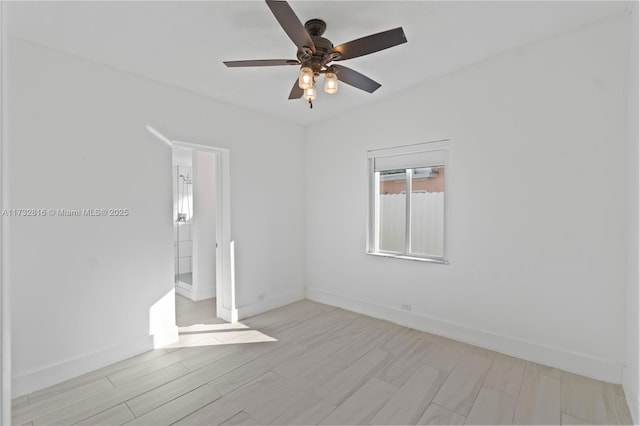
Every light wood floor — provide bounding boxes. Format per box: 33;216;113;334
12;295;633;425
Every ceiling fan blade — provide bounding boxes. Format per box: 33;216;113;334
332;64;381;93
265;0;316;53
224;59;300;67
288;79;303;99
334;27;407;61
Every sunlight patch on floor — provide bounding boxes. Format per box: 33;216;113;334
178;322;249;333
165;321;277;348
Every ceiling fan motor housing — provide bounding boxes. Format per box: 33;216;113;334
305;18;326;36
297;19;341;74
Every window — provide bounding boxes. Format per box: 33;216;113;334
367;141;449;263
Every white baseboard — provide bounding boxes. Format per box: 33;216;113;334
175;282;215;302
305;287;623;384
175;282;192;299
12;334;153;398
623;367;639;425
192;287;216;302
237;289;305;320
217;304;238;323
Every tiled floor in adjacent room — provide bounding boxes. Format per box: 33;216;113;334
12;294;634;425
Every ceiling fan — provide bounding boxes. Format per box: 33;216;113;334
223;0;407;108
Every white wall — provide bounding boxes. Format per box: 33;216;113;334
624;2;639;422
305;14;630;383
7;38;305;396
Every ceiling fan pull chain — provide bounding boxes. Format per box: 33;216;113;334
308;99;313;109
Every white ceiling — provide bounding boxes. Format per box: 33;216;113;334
7;1;629;126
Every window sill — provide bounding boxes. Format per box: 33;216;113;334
366;251;449;264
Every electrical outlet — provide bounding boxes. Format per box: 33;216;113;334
258;294;265;302
401;303;412;312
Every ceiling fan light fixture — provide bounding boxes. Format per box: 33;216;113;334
303;85;317;101
223;1;407;108
298;67;314;89
324;72;338;94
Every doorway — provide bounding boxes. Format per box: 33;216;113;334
173;150;193;289
171;141;236;323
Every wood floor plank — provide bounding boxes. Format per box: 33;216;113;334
293;320;355;349
460;342;498;360
279;347;354;390
109;346;217;386
561;413;594;425
243;300;329;333
601;382;634;425
12;395;29;411
269;390;336;425
178;344;240;371
391;327;438;349
421;340;465;373
32;363;190;426
176;371;286;425
164;331;224;348
561;372;608;425
376;338;434;387
295;314;360;350
370;364;447;425
125;384;221;426
416;403;466;425
270;334;353;380
75;403;135;426
243;380;317;424
431;352;492;416
292;309;357;347
211;329;278;345
513;370;561;425
464;386;517;425
483;353;526;396
314;348;392;406
327;326;392;366
208;343;306;395
125;350;255;417
175;295;220;327
219;411;260;426
526;360;564;379
319;377;397;425
13;377;114;425
266;307;354;345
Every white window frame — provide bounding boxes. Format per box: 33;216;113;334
367;140;450;264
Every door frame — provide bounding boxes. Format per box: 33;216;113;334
172;140;237;323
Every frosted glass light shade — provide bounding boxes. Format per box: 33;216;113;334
304;86;317;101
298;67;314;89
324;72;338;94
